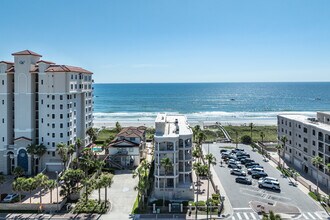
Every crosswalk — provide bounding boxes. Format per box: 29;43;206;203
299;212;329;220
232;211;260;220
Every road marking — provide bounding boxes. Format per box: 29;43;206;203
243;212;249;219
236;213;243;220
314;212;323;219
302;213;309;219
307;212;316;219
233;207;252;210
232;216;236;220
249;212;257;220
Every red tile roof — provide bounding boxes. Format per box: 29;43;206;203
45;65;92;74
6;66;15;73
12;50;42;57
108;139;140;148
37;60;55;64
116;126;147;139
0;61;14;64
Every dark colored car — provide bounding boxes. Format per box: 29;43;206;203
235;176;252;185
245;162;260;168
220;149;228;153
252;171;268;179
241;159;254;164
232;149;245;154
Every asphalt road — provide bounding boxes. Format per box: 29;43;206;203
202;143;322;213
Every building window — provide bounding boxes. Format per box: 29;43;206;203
2;100;4;105
52;133;55;138
60;123;63;128
60;133;63;138
303;147;308;153
303;138;308;143
60;104;63;110
313;130;315;135
52;124;55;128
52;105;55;110
52;95;55;100
60;114;63;119
312;150;316;156
303;127;307;133
41;80;43;85
52;152;55;156
52;114;55;119
60;95;63;100
1;80;4;85
312;141;315;146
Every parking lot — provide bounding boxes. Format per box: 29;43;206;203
202;143;327;220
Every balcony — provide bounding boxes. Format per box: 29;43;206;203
158;145;175;151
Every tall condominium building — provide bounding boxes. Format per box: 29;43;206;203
0;50;93;175
153;113;194;200
278;112;330;190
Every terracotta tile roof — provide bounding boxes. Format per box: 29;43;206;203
30;65;39;72
0;61;14;64
37;60;55;64
45;65;92;74
116;126;146;139
6;66;15;73
12;50;42;57
108;139;140;148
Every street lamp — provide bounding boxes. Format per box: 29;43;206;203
55;171;59;212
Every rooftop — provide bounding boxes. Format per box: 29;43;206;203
116;126;146;138
279;113;330;132
12;50;42;57
155;113;192;137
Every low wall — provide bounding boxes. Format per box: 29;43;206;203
0;198;67;212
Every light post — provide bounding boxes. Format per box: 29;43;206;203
55;171;59;212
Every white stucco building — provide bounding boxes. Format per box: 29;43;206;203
0;50;93;175
278;112;330;191
153;113;194;201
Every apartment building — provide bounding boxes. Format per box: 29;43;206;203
278;112;330;190
0;50;93;175
153;113;194;201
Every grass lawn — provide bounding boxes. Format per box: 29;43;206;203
95;128;118;144
223;125;278;142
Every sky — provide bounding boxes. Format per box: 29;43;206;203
1;0;330;83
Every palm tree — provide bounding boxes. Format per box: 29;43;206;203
192;147;202;163
205;153;216;219
115;122;122;133
12;177;25;202
35;173;49;206
197;132;207;147
45;180;56;203
102;173;113;204
275;145;283;168
140;160;151;198
193;125;201;142
235;130;239;149
262;210;282;220
312;156;323;197
23;177;37;203
193;162;205;219
86;127;97;143
13;166;25;178
260;132;265;156
75;138;82;156
280;136;288;168
249;123;254;141
56;143;68;168
160;157;173;207
27;144;37;175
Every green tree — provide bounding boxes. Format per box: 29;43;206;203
60;169;84;198
262;210;282;220
197;132;207;147
27;143;47;175
241;135;252;145
56;143;68;168
260;132;265;156
192;147;202;163
205;153;216;219
235;130;239;149
75;138;82;156
249;122;254;141
312;156;323;196
45;179;57;204
86;127;97;143
193;125;201;142
22;177;37;203
102;173;113;204
12;177;25;202
13;166;25;178
34;173;49;206
193;162;207;218
115;122;122;133
160;157;173;207
280;136;288;168
275;144;283;168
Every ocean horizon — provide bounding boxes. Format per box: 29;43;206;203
93;82;330;125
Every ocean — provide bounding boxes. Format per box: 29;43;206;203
93;82;330;125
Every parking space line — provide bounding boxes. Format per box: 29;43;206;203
314;212;323;219
307;212;316;219
232;216;236;220
236;213;243;220
302;213;309;219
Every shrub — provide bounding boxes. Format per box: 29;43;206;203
73;199;108;214
241;135;252;145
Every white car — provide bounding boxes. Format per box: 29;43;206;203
258;179;280;190
259;177;279;184
230;168;246;176
2;193;19;203
249;167;264;175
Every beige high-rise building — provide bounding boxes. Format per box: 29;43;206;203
0;50;93;175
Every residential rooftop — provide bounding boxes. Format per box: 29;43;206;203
155;113;192;137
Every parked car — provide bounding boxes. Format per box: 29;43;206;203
241;158;254;164
228;159;240;164
258;179;280;191
259;177;279;184
228;163;242;169
232;149;245;154
230;168;246;176
2;194;18;203
252;171;268;179
220;149;229;153
245;162;260;168
235;176;252;185
249;167;264;175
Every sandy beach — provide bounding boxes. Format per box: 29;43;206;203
93;118;277;129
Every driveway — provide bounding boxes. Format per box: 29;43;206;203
90;170;138;220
